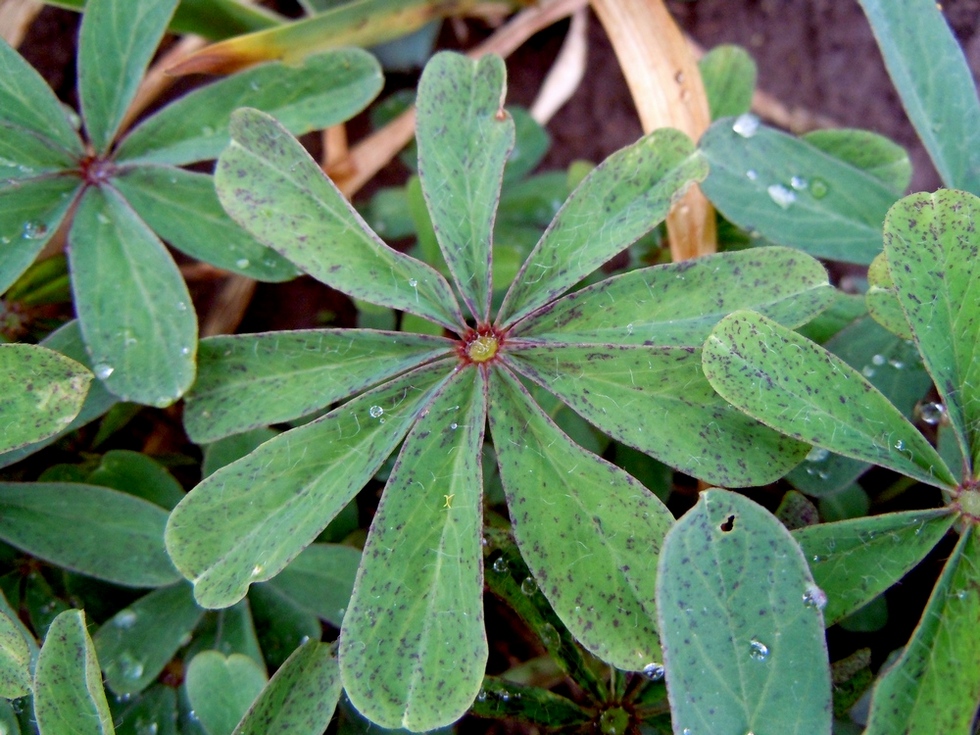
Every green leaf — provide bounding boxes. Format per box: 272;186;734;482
113;166;299;281
114;49;382;166
698;44;757;120
188;602;262;667
856;0;980;194
0;124;76;183
184;329;452;443
699;119;899;264
656;490;832;735
487;366;672;670
87;449;185;511
0;482;179;588
263;543;359;628
246;585;319;668
69;185;197;407
232;641;342;735
0;176;80;294
94;583;204;696
202;428;279;478
185;652;266;735
497;128;707;326
865;252;913;340
703;310;957;489
215;108;463;330
34;610;114;735
166;361;451;609
77;0;178;153
0;607;31;699
883;190;980;472
110;684;177;735
865;528;980;734
509;344;809;487
512;247;833;346
340;368;487;731
0;343;91;453
792;509;955;626
802;129;911;195
0;37;83;155
469;677;592;727
416;53;513;322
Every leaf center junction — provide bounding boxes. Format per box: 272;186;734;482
459;325;503;365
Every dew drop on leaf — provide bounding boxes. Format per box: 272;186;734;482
520;576;537;596
115;609;138;629
235;258;250;269
861;365;875;378
93;363;114;380
916;401;946;426
21;220;48;239
810;178;829;198
767;183;796;209
641;662;665;681
540;623;560;649
732;113;760;138
492;557;508;574
369;405;384;419
118;651;144;680
805;447;829;463
871;354;886;366
748;639;770;661
802;584;827;610
790;175;808;190
746;169;758;180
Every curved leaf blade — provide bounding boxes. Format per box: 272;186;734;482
0;607;31;699
698;44;757;120
802;128;911;195
185;652;266;735
165;361;451;609
417;53;514;322
512;247;833;346
497;128;707;327
883;190;980;471
341;368;487;731
865;528;980;734
866;252;913;340
508;344;809;487
0;344;91;453
793;509;955;626
183;329;453;443
69;185;197;407
113;166;299;282
656;490;832;735
264;543;360;628
0;123;76;182
232;641;341;735
699;119;899;264
488;366;673;670
114;49;382;166
0;482;179;587
34;610;114;735
216;108;463;330
703;310;957;489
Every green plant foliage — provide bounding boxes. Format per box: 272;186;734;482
865;252;913;340
0;0;382;409
260;543;359;628
0;605;31;699
185;651;267;735
697;44;757;120
802;129;912;195
656;490;832;734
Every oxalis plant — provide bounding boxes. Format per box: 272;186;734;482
164;51;838;730
0;0;381;407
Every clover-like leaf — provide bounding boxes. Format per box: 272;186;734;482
703;310;958;489
802;128;911;195
698;44;757;120
656;490;832;735
883;189;980;471
865;252;913;340
185;651;266;735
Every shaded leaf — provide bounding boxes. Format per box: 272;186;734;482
702;310;957;489
508;344;809;487
883;190;980;471
263;543;360;628
792;509;955;626
512;247;833;346
699;119;899;264
114;49;382;166
94;583;204;696
0;124;76;183
111;684;178;735
0;482;179;588
202;428;279;479
341;368;486;731
497;128;706;326
166;361;451;608
87;449;185;511
865;528;980;734
69;185;197;407
246;585;319;669
0;607;31;699
416;53;513;321
113;166;299;281
803;128;911;195
77;0;178;153
656;490;832;735
469;677;592;727
0;344;91;453
34;610;114;735
487;366;672;670
698;44;757;120
232;641;342;735
184;329;452;443
866;252;913;340
185;652;266;735
216;108;463;330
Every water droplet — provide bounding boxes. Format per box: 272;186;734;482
767;183;796;209
803;584;827;610
745;169;758;180
520;576;537;596
492;557;508;574
888;359;905;369
540;623;560;648
805;447;829;463
66;109;82;130
871;354;886;366
810;178;829;198
176;301;188;311
732;113;760;138
476;689;487;702
682;729;693;735
408;278;418;288
180;346;190;355
115;610;138;629
249;81;261;91
235;258;250;269
22;220;48;239
449;422;458;430
499;691;510;702
626;323;634;335
894;439;905;451
790;175;808;190
251;564;263;577
118;651;144;680
369;405;384;419
916;401;946;426
93;363;114;380
955;590;968;600
862;365;875;377
135;719;159;735
641;662;665;681
748;639;769;661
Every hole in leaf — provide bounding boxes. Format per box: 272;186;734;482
720;515;736;532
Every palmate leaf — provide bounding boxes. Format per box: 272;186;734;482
261;543;359;628
341;367;487;730
865;252;913;340
0;124;76;183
